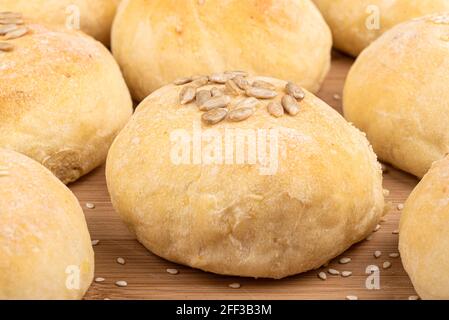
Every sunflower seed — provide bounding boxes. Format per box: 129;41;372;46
0;12;22;19
281;94;300;116
4;26;28;40
211;87;224;97
0;41;14;52
339;257;351;264
225;79;242;96
95;277;106;283
318;272;327;280
229;283;241;289
341;271;352;277
86;202;95;209
374;251;382;258
166;268;179;275
328;269;340;275
115;280;128;287
267;101;284;118
202;108;228;125
199;95;231;111
0;18;24;25
91;240;100;246
209;73;234;84
0;24;19;35
179;86;196;105
408;295;419;300
286;82;305;100
225;70;248;78
252;80;276;90
383;261;392;269
173;77;192;85
233;76;251;90
228;107;255;122
346;295;358;300
196;90;212;107
246;87;277;99
236;97;259;109
389;253;400;258
117;257;126;265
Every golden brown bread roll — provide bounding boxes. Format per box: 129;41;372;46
343;14;449;178
0;0;121;46
0;149;94;300
0;21;133;184
111;0;332;101
399;155;449;300
313;0;449;56
106;72;385;279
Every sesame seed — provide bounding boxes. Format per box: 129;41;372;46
346;295;358;300
166;268;179;275
91;240;100;246
374;251;382;258
318;272;327;280
389;253;400;258
86;202;95;209
229;283;241;289
397;203;404;210
383;261;392;269
383;189;390;197
408;295;419;300
95;277;105;283
341;271;352;277
115;280;127;287
373;224;381;232
328;269;340;275
392;230;399;235
339;257;351;264
333;93;341;100
116;257;126;265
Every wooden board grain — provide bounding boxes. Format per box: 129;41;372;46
72;52;420;300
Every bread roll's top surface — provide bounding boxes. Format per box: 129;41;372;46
399;155;449;300
0;0;121;45
106;72;384;279
344;14;449;178
0;20;133;184
0;148;94;300
313;0;449;56
112;0;332;101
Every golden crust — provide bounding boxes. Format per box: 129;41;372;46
313;0;449;56
106;75;384;279
343;14;449;178
111;0;332;101
0;149;94;300
0;0;121;46
399;155;449;300
0;23;133;184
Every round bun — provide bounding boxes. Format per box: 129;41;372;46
0;149;94;300
399;155;449;300
0;0;121;46
313;0;449;56
106;73;384;279
343;14;449;178
111;0;332;101
0;22;133;184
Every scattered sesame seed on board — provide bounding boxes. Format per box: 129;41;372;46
339;257;351;264
341;271;352;278
116;257;126;265
229;283;241;289
374;251;382;258
397;203;404;210
389;253;400;258
91;240;100;246
333;93;341;100
392;230;399;235
346;295;358;300
328;269;340;275
166;268;179;275
373;224;381;232
115;281;128;287
408;295;419;301
318;272;327;280
383;261;392;269
95;277;105;283
86;202;95;209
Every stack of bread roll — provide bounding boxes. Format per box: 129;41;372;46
1;0;448;300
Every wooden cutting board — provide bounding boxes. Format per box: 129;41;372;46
73;52;419;300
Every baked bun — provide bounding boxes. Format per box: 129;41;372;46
106;72;385;279
111;0;332;101
313;0;449;56
0;0;121;46
399;155;449;300
343;14;449;178
0;149;94;300
0;21;133;184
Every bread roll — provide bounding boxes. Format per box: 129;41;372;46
0;0;121;46
106;72;385;279
313;0;449;56
399;155;449;300
0;22;133;184
0;149;94;300
343;14;449;178
111;0;332;101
